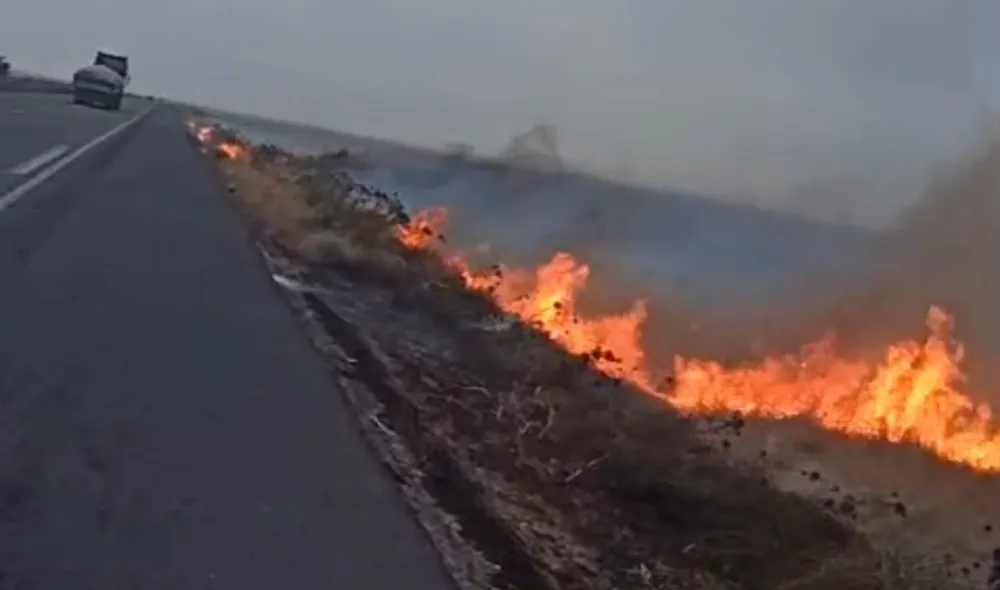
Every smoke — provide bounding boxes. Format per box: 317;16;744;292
424;122;998;398
834;137;1000;380
211;75;997;389
639;134;1000;394
499;123;565;172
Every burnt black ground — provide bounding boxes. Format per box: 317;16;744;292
0;100;453;589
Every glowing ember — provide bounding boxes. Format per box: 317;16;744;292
396;207;1000;473
216;141;246;160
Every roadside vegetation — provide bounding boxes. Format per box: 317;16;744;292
189;121;971;590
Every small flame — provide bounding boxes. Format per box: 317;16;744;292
216;141;246;160
189;123;246;161
394;207;448;250
395;206;1000;473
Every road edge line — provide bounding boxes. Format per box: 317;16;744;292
0;107;153;214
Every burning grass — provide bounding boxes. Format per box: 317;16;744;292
189;120;987;589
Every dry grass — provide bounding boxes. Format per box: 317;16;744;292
219;150;458;290
197;124;974;590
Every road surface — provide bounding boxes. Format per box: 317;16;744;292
0;92;453;589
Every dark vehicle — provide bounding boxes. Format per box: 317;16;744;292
93;51;129;84
71;50;130;111
0;56;10;87
72;65;125;110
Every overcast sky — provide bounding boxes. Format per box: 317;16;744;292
3;0;995;218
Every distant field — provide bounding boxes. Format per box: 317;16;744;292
0;71;73;94
204;108;876;311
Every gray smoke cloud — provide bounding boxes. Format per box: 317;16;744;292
2;0;994;226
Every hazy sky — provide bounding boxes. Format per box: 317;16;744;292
3;0;995;219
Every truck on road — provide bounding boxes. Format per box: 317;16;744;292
93;51;129;85
72;65;125;110
71;51;129;111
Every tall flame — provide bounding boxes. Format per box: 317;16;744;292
397;207;1000;473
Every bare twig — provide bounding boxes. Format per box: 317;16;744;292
564;453;608;484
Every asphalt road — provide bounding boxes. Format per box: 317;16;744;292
0;93;453;589
0;93;138;194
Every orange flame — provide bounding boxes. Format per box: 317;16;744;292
216;141;246;160
396;207;1000;472
189;123;247;161
394;207;448;250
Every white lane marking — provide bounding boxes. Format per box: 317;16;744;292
8;144;69;175
0;108;152;214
